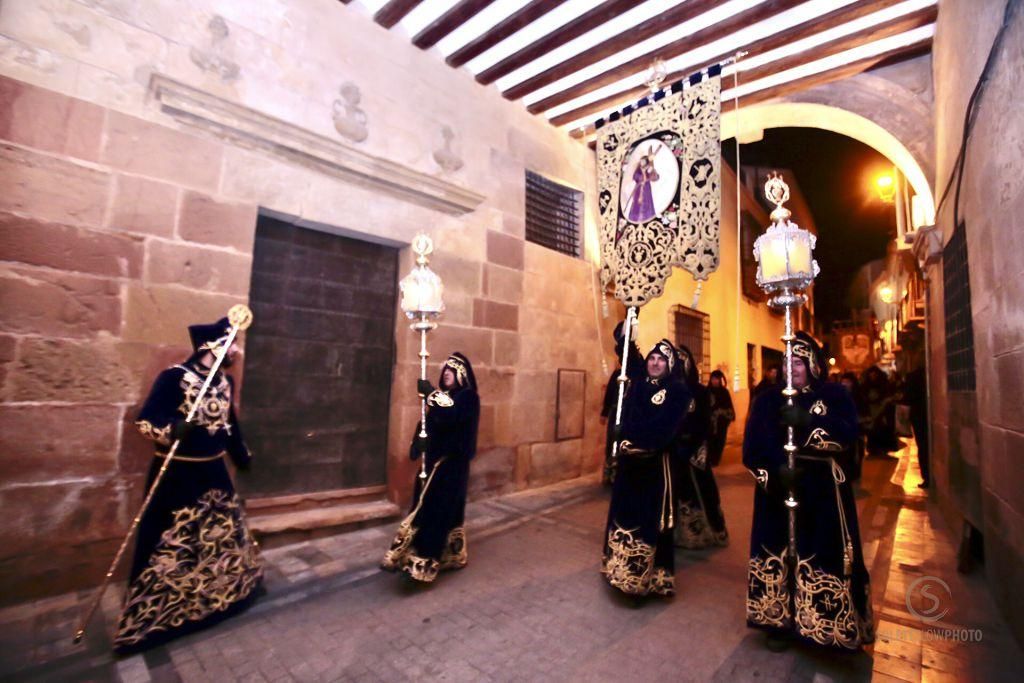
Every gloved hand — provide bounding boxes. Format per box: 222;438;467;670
779;404;812;428
417;379;435;397
171;419;197;443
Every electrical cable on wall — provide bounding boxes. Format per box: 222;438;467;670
936;0;1021;226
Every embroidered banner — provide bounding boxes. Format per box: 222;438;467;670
598;75;722;307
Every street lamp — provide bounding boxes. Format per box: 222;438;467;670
753;172;819;571
875;171;896;203
399;234;445;479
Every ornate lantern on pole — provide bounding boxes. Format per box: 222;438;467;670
752;173;819;569
399;234;445;479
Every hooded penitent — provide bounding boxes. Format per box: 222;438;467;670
742;331;874;650
672;345;727;549
382;352;481;583
602;341;691;597
116;320;261;653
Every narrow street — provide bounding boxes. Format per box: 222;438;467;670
3;444;1020;682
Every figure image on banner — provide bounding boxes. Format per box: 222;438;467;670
618;136;681;231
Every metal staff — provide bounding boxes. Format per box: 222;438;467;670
413;312;434;480
778;290;804;573
72;304;253;644
610;306;639;460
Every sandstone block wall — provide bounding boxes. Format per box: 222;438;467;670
0;0;611;602
930;0;1024;645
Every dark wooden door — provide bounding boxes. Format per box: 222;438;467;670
239;215;397;496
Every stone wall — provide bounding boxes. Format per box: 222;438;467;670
0;0;608;602
929;0;1024;645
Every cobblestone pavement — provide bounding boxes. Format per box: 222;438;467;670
2;444;1021;682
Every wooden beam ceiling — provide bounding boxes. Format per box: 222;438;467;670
549;0;932;127
576;34;934;142
413;0;499;50
446;0;570;69
519;0;805;109
475;0;639;85
375;0;424;29
503;0;724;101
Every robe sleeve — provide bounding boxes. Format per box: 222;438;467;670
225;376;252;468
135;367;183;447
742;392;783;492
622;382;690;452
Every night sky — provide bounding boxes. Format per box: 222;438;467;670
723;128;896;330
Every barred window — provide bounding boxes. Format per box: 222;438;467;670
943;221;976;391
669;304;710;382
525;170;582;257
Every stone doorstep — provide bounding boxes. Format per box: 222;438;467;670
248;498;401;550
245;484;390;515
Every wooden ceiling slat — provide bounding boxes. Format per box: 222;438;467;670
506;0;723;102
412;0;499;50
736;7;936;88
736;36;933;108
375;0;424;29
475;0;638;86
575;35;933;142
519;0;804;108
549;0;928;127
446;0;570;69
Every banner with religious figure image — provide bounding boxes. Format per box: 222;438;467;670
598;74;722;307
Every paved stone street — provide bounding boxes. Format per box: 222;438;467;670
2;444;1021;682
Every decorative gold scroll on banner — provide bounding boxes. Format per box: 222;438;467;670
598;76;722;307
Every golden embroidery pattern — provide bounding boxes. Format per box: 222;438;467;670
675;501;716;549
380;460;462;583
115;489;263;648
602;525;673;596
178;366;231;436
427;390;454;408
810;400;828;416
804;427;843;452
439;527;468;570
651;388;666;405
795;560;875;649
747;547;792;628
137;420;172;446
749;468;769;489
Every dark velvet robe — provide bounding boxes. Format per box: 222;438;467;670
382;385;480;583
674;383;728;548
116;361;262;653
707;385;735;467
602;376;690;597
743;382;874;649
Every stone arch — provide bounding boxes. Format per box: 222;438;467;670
722;101;935;217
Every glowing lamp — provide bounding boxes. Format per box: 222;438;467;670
400;234;445;323
875;172;896;203
753;174;820;295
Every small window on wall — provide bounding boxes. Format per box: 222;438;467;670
943;221;976;391
669;304;710;381
525;170;582;257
